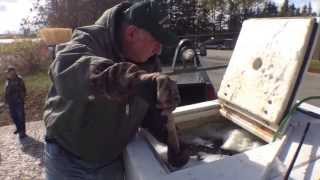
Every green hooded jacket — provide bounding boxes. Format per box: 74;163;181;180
43;2;161;163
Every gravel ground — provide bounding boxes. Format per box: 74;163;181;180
0;121;45;180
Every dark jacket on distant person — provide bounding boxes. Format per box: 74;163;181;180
5;75;26;105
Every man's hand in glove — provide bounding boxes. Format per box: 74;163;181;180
167;141;189;168
140;73;180;115
155;74;180;115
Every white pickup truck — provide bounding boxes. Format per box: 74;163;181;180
124;17;320;180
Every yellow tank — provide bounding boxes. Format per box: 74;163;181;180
39;28;72;46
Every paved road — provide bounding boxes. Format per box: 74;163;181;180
201;50;320;107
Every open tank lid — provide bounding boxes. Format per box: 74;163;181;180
217;17;319;135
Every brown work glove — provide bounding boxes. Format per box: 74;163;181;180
167;141;190;168
140;73;181;115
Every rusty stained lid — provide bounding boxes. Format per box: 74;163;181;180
217;17;318;134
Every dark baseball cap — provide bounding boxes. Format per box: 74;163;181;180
124;0;178;47
6;66;16;73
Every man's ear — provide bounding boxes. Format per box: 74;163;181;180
125;25;139;42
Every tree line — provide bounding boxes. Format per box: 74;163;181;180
21;0;318;40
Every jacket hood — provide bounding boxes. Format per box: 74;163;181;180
95;2;132;58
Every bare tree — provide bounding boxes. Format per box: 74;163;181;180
21;0;124;33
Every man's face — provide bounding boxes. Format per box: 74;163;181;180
129;27;162;63
7;70;16;79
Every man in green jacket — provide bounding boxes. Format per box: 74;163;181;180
43;1;186;179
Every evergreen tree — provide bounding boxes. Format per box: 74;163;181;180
288;4;296;16
255;7;262;17
215;13;226;32
307;2;312;16
279;0;289;16
166;0;213;37
295;8;301;16
261;1;278;17
196;2;213;35
301;5;308;16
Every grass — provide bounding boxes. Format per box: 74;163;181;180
24;70;51;92
309;59;320;73
0;70;51;99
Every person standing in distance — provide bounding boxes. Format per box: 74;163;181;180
4;66;27;139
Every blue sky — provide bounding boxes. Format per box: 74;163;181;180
0;0;319;34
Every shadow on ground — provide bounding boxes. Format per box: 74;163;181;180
19;135;45;167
